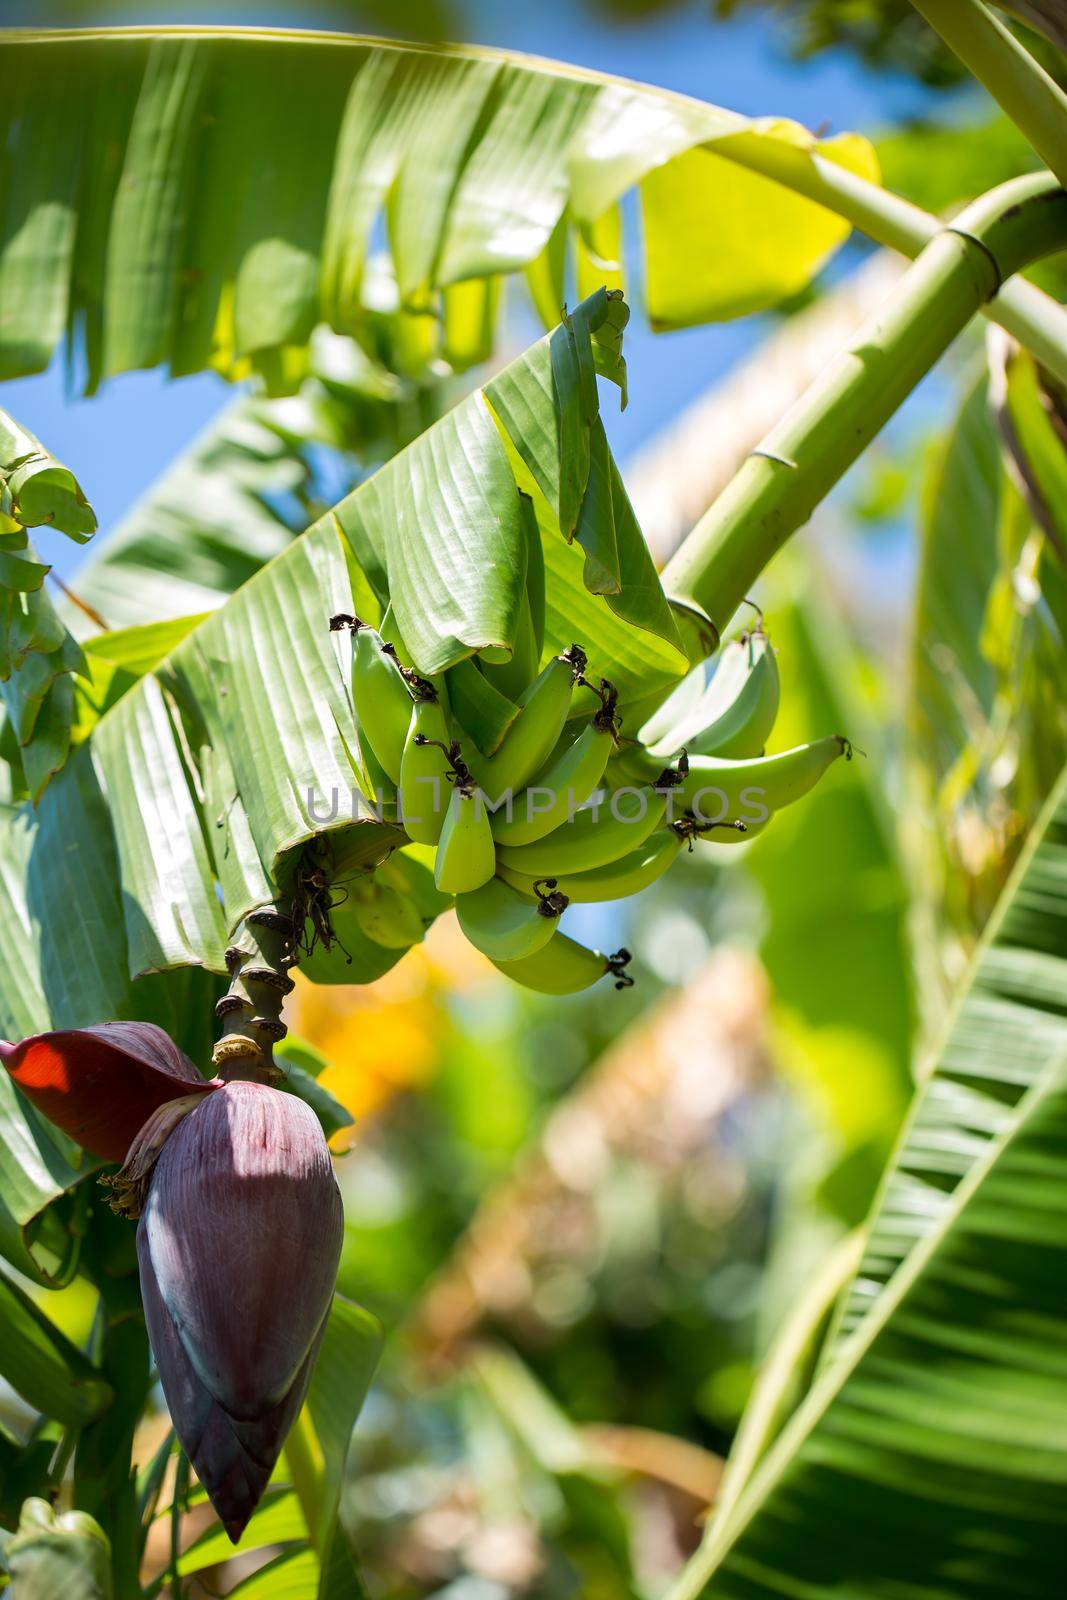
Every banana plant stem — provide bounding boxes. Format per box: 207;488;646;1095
662;173;1067;633
212;909;297;1081
910;0;1067;189
720;141;1067;386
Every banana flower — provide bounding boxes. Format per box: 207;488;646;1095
1;1023;342;1541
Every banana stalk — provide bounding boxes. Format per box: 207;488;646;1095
663;175;1067;633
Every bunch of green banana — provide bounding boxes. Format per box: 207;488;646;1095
329;610;853;996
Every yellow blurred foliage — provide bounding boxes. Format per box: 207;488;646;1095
287;911;499;1144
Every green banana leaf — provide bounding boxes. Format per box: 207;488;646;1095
743;568;915;1342
227;1549;318;1598
910;360;1067;950
666;758;1067;1600
0;817;93;1285
994;338;1067;559
0;299;681;1284
0;409;97;541
177;1491;307;1577
0;30;877;391
831;759;1067;1344
274;1057;354;1141
324;286;686;674
0;774;222;1282
0;1269;112;1425
303;1296;383;1598
1;410;96;801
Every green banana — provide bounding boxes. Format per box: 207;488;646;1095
432;744;496;894
351;880;426;949
636;671;713;752
495;780;676;877
330;614;413;785
677;735;852;823
490;678;620;846
498;828;684;904
400;690;452;845
354;726;399;820
640;630;778;761
690;815;770;847
668;632;779;760
492;932;633;994
455;876;568;962
468;645;585;803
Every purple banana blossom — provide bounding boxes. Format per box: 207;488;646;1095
138;1081;342;1541
1;1023;345;1541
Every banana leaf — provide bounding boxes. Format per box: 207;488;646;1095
910;360;1067;950
0;1269;112;1426
0;409;96;541
63;326;450;637
0;30;877;391
667;758;1067;1600
743;568;915;1344
174;1295;382;1597
1;410;96;799
0;297;685;1279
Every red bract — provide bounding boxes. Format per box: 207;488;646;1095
0;1023;219;1162
137;1081;343;1541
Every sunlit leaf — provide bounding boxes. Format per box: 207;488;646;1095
0;409;96;541
831;759;1067;1344
177;1490;306;1576
642;128;878;327
672;766;1067;1595
0;30;876;389
671;1044;1067;1600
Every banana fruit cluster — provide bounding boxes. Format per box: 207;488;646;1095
329;615;851;994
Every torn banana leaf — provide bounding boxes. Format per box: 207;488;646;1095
0;30;877;390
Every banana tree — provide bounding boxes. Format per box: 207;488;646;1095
1;5;1066;1597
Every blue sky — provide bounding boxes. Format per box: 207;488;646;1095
3;1;944;581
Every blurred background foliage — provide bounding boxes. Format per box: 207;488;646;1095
3;0;1067;1596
